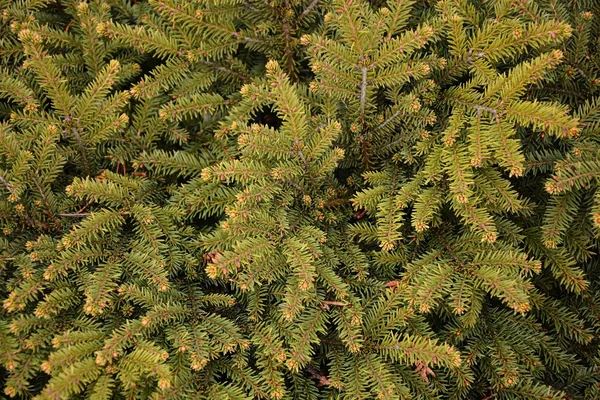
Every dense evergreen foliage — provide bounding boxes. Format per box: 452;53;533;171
1;0;599;398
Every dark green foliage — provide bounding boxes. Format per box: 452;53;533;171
0;0;599;399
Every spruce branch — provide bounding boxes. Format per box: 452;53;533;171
2;0;599;398
280;0;298;81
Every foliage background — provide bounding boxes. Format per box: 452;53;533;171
0;0;599;399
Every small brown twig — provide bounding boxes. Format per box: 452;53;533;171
322;300;348;310
55;213;91;218
77;201;93;214
64;19;74;32
481;394;497;400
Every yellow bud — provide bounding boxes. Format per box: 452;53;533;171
157;379;171;390
300;35;311;45
265;60;279;73
592;213;600;227
76;2;88;12
240;84;251;95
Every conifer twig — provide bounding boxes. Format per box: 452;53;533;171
0;175;13;192
359;66;368;118
55;213;91;218
242;1;259;11
321;300;348;310
375;110;402;132
70;127;91;176
298;0;319;21
285;179;308;196
77;201;93;214
201;61;248;81
481;394;497;400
